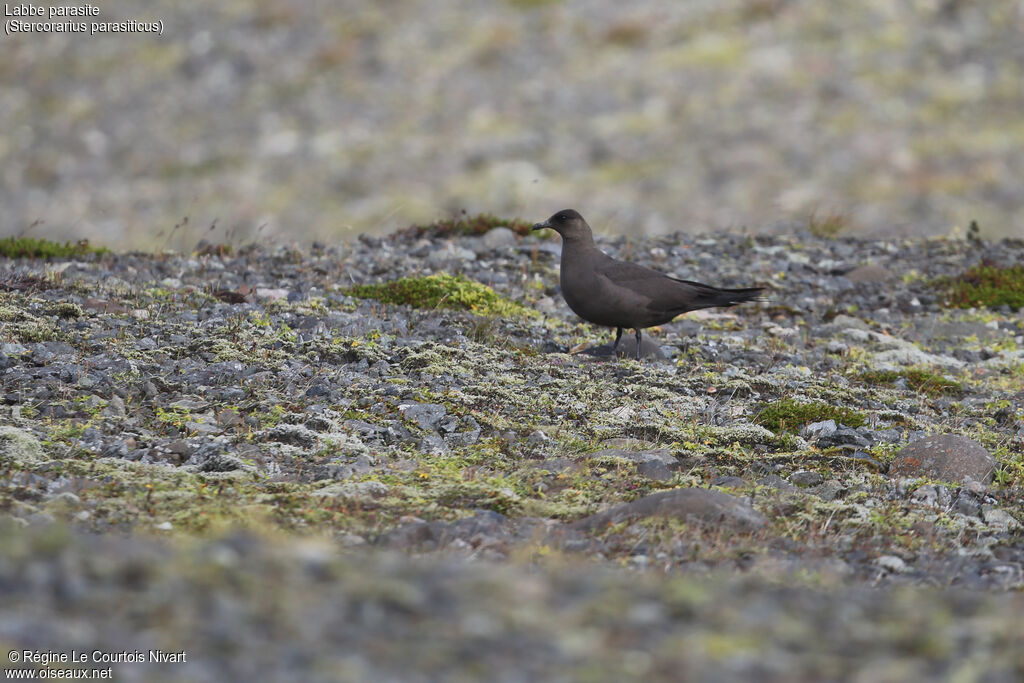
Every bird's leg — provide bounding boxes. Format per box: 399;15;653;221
612;327;623;355
635;329;642;360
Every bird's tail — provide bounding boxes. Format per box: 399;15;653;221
673;279;766;309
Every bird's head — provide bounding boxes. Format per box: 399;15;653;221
531;209;590;240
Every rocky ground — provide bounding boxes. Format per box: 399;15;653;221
2;224;1024;681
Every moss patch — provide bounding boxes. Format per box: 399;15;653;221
858;368;962;397
0;237;108;259
753;398;867;434
805;210;849;239
346;273;538;319
938;264;1024;310
398;212;533;238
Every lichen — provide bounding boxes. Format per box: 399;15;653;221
0;427;45;468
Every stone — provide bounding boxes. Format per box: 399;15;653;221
265;424;319;449
400;403;447;431
790;471;824;488
217;409;244;428
889;434;997;484
636;460;674;482
570;488;766;533
581;448;676;481
875;555;907;573
101;395;126;418
910;484;952;509
312;481;390;500
479;227;518;251
804;420;870;449
982;507;1019;529
843;264;891;283
867;335;964;370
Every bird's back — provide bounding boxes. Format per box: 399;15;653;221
562;246;761;328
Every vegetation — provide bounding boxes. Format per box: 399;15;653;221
0;236;108;259
346;273;538;318
805;210;849;239
398;211;534;238
858;368;962;397
754;398;867;434
939;263;1024;310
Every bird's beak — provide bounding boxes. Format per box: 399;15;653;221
531;220;551;232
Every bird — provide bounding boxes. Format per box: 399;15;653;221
531;209;764;360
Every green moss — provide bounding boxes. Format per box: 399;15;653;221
346;273;538;319
753;398;867;434
937;264;1024;310
858;368;962;396
398;212;533;238
0;237;108;259
806;210;849;238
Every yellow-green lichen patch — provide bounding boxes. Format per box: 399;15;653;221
857;368;963;397
937;264;1024;310
753;398;867;434
346;273;539;319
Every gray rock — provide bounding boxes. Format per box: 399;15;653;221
889;434;997;484
265;424;319;449
526;429;550;445
419;433;449;455
843;264;891;283
428;243;476;264
217;409;244;428
583;448;676;482
875;555;907;573
479;227;518;251
982;507;1019;529
312;481;390;500
325;454;377;480
0;343;28;356
400;403;447;431
826;340;848;354
804;420;837;440
954;494;982;518
634;460;673;482
570;488;766;533
868;336;964;370
757;474;798;492
910;484;952;509
790;471;824;488
804;420;870;449
101;395;126;418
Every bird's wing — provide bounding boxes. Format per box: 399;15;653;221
594;258;699;309
596;257;758;313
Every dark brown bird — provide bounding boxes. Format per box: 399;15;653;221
532;209;763;360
